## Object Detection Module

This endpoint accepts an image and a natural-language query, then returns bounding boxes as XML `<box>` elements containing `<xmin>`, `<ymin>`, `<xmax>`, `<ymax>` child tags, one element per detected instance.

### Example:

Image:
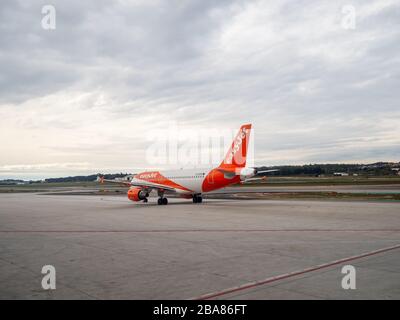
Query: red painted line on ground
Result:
<box><xmin>0</xmin><ymin>228</ymin><xmax>399</xmax><ymax>233</ymax></box>
<box><xmin>191</xmin><ymin>243</ymin><xmax>400</xmax><ymax>300</ymax></box>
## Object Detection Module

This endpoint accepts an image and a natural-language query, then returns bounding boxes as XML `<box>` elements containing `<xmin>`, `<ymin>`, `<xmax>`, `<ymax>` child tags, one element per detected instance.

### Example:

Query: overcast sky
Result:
<box><xmin>1</xmin><ymin>0</ymin><xmax>399</xmax><ymax>179</ymax></box>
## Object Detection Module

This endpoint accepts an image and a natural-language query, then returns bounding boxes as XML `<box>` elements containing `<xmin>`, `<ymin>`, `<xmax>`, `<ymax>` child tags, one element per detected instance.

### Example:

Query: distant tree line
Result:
<box><xmin>258</xmin><ymin>162</ymin><xmax>400</xmax><ymax>176</ymax></box>
<box><xmin>0</xmin><ymin>179</ymin><xmax>25</xmax><ymax>185</ymax></box>
<box><xmin>44</xmin><ymin>173</ymin><xmax>130</xmax><ymax>183</ymax></box>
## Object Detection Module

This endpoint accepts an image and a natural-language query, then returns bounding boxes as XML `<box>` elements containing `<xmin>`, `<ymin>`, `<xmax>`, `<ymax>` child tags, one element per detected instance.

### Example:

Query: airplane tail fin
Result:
<box><xmin>219</xmin><ymin>124</ymin><xmax>252</xmax><ymax>169</ymax></box>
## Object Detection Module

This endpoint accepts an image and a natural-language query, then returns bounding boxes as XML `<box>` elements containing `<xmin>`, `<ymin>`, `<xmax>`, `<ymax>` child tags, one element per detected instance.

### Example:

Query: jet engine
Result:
<box><xmin>127</xmin><ymin>187</ymin><xmax>149</xmax><ymax>202</ymax></box>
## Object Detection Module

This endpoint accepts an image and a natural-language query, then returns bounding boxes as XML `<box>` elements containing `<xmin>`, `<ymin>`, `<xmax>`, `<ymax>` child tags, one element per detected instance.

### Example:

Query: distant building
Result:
<box><xmin>391</xmin><ymin>168</ymin><xmax>400</xmax><ymax>175</ymax></box>
<box><xmin>333</xmin><ymin>172</ymin><xmax>349</xmax><ymax>176</ymax></box>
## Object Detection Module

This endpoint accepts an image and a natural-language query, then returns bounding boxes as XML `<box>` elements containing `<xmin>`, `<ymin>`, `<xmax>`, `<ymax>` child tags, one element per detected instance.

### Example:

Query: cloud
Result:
<box><xmin>0</xmin><ymin>162</ymin><xmax>91</xmax><ymax>172</ymax></box>
<box><xmin>0</xmin><ymin>0</ymin><xmax>399</xmax><ymax>178</ymax></box>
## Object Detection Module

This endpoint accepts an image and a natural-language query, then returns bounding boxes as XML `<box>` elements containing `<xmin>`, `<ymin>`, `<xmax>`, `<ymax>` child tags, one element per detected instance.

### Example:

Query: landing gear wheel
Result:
<box><xmin>157</xmin><ymin>198</ymin><xmax>162</xmax><ymax>205</ymax></box>
<box><xmin>193</xmin><ymin>195</ymin><xmax>202</xmax><ymax>203</ymax></box>
<box><xmin>162</xmin><ymin>198</ymin><xmax>168</xmax><ymax>205</ymax></box>
<box><xmin>143</xmin><ymin>198</ymin><xmax>148</xmax><ymax>203</ymax></box>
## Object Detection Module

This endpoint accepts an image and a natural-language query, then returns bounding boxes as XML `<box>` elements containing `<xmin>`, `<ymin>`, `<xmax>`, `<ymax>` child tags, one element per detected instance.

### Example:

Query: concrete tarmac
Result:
<box><xmin>218</xmin><ymin>184</ymin><xmax>400</xmax><ymax>194</ymax></box>
<box><xmin>0</xmin><ymin>193</ymin><xmax>399</xmax><ymax>299</ymax></box>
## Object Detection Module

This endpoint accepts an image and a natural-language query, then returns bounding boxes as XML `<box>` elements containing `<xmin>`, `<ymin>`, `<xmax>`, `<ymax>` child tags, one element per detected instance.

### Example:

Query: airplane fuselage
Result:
<box><xmin>129</xmin><ymin>167</ymin><xmax>244</xmax><ymax>195</ymax></box>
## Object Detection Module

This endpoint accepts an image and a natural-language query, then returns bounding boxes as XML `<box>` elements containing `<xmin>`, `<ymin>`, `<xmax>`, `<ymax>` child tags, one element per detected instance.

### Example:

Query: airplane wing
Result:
<box><xmin>128</xmin><ymin>180</ymin><xmax>177</xmax><ymax>192</ymax></box>
<box><xmin>216</xmin><ymin>168</ymin><xmax>279</xmax><ymax>178</ymax></box>
<box><xmin>241</xmin><ymin>176</ymin><xmax>268</xmax><ymax>183</ymax></box>
<box><xmin>255</xmin><ymin>169</ymin><xmax>279</xmax><ymax>174</ymax></box>
<box><xmin>96</xmin><ymin>176</ymin><xmax>177</xmax><ymax>192</ymax></box>
<box><xmin>96</xmin><ymin>176</ymin><xmax>132</xmax><ymax>186</ymax></box>
<box><xmin>240</xmin><ymin>169</ymin><xmax>279</xmax><ymax>183</ymax></box>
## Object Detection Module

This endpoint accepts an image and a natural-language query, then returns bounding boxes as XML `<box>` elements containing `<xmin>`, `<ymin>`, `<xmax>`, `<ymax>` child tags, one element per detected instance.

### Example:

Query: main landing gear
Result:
<box><xmin>157</xmin><ymin>190</ymin><xmax>168</xmax><ymax>205</ymax></box>
<box><xmin>157</xmin><ymin>197</ymin><xmax>168</xmax><ymax>205</ymax></box>
<box><xmin>193</xmin><ymin>194</ymin><xmax>203</xmax><ymax>203</ymax></box>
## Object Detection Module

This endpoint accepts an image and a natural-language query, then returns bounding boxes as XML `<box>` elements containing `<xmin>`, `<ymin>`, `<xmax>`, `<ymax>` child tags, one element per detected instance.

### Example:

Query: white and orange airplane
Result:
<box><xmin>97</xmin><ymin>124</ymin><xmax>276</xmax><ymax>205</ymax></box>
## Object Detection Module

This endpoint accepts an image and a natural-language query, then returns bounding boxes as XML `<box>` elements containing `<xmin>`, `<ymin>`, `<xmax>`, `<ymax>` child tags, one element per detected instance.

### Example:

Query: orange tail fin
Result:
<box><xmin>219</xmin><ymin>124</ymin><xmax>252</xmax><ymax>169</ymax></box>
